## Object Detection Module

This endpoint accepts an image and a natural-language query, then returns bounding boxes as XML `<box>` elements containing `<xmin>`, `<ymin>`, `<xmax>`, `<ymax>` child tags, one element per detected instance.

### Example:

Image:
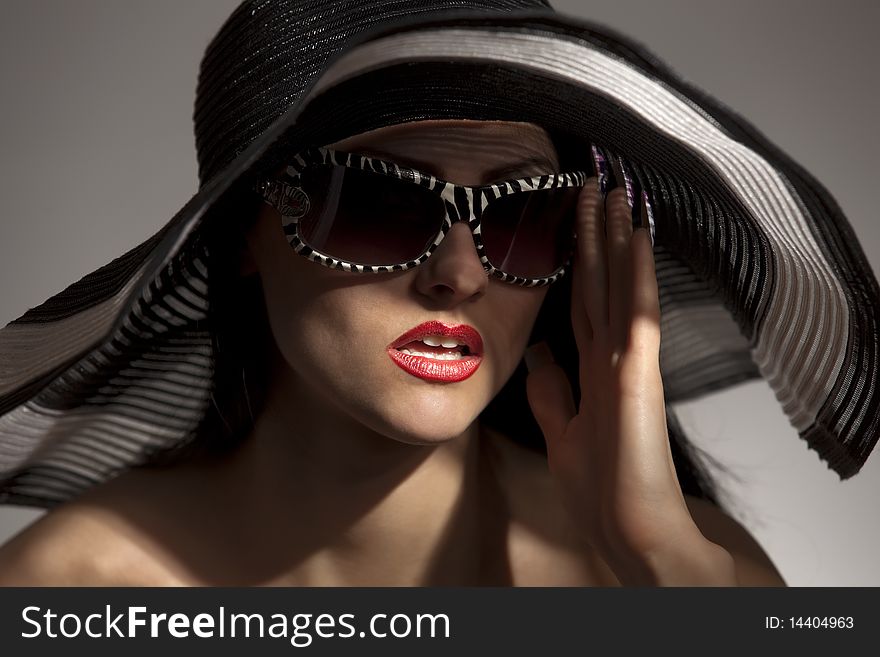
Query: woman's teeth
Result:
<box><xmin>397</xmin><ymin>348</ymin><xmax>466</xmax><ymax>360</ymax></box>
<box><xmin>420</xmin><ymin>335</ymin><xmax>464</xmax><ymax>349</ymax></box>
<box><xmin>396</xmin><ymin>335</ymin><xmax>470</xmax><ymax>360</ymax></box>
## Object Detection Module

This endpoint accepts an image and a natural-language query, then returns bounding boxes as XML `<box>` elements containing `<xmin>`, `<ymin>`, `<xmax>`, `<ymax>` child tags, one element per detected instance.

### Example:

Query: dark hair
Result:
<box><xmin>180</xmin><ymin>130</ymin><xmax>735</xmax><ymax>517</ymax></box>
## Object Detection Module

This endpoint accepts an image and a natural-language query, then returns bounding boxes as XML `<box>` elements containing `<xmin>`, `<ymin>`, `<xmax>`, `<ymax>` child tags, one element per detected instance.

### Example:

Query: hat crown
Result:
<box><xmin>193</xmin><ymin>0</ymin><xmax>554</xmax><ymax>186</ymax></box>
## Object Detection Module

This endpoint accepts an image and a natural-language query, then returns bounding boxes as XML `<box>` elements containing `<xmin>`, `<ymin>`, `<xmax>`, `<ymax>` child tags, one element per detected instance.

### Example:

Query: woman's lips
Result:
<box><xmin>387</xmin><ymin>320</ymin><xmax>483</xmax><ymax>382</ymax></box>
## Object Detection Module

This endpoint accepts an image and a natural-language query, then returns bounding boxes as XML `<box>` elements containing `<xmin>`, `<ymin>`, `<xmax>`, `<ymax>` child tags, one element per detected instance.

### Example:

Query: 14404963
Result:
<box><xmin>764</xmin><ymin>616</ymin><xmax>854</xmax><ymax>629</ymax></box>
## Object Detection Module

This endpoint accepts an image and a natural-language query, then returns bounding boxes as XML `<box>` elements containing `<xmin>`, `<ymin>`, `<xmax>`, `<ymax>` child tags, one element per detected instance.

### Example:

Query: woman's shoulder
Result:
<box><xmin>480</xmin><ymin>426</ymin><xmax>621</xmax><ymax>585</ymax></box>
<box><xmin>680</xmin><ymin>493</ymin><xmax>787</xmax><ymax>586</ymax></box>
<box><xmin>482</xmin><ymin>426</ymin><xmax>786</xmax><ymax>586</ymax></box>
<box><xmin>0</xmin><ymin>473</ymin><xmax>186</xmax><ymax>586</ymax></box>
<box><xmin>0</xmin><ymin>430</ymin><xmax>787</xmax><ymax>587</ymax></box>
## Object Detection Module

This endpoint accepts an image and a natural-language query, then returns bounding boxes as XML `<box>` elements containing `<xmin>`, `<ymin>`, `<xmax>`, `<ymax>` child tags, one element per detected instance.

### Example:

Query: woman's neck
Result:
<box><xmin>210</xmin><ymin>364</ymin><xmax>499</xmax><ymax>585</ymax></box>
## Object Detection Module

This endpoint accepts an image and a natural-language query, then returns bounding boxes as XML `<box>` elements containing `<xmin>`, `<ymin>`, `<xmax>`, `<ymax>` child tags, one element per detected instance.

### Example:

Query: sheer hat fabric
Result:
<box><xmin>1</xmin><ymin>0</ymin><xmax>878</xmax><ymax>508</ymax></box>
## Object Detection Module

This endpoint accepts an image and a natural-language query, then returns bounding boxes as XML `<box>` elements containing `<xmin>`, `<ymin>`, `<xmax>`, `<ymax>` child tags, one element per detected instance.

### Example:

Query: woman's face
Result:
<box><xmin>245</xmin><ymin>119</ymin><xmax>560</xmax><ymax>444</ymax></box>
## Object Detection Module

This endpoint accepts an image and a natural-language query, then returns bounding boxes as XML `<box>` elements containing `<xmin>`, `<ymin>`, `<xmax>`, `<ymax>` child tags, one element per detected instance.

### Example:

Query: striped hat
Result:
<box><xmin>1</xmin><ymin>0</ymin><xmax>878</xmax><ymax>508</ymax></box>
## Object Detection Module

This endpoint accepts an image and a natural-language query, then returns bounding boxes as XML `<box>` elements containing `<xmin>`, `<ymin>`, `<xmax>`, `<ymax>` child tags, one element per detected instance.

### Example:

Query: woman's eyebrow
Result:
<box><xmin>352</xmin><ymin>148</ymin><xmax>557</xmax><ymax>183</ymax></box>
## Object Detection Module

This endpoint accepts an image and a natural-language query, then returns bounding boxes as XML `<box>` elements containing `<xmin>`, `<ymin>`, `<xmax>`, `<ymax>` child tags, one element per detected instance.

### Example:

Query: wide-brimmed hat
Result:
<box><xmin>1</xmin><ymin>0</ymin><xmax>878</xmax><ymax>508</ymax></box>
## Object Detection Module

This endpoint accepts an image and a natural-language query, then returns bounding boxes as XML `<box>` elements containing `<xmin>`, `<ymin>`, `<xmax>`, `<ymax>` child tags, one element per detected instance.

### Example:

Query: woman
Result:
<box><xmin>0</xmin><ymin>0</ymin><xmax>875</xmax><ymax>585</ymax></box>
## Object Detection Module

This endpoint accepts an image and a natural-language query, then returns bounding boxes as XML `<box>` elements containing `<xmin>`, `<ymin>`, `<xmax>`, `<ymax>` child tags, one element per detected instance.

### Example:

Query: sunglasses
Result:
<box><xmin>254</xmin><ymin>146</ymin><xmax>588</xmax><ymax>286</ymax></box>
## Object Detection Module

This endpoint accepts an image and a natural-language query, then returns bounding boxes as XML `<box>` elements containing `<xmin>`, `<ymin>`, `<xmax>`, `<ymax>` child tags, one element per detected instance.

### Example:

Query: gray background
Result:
<box><xmin>1</xmin><ymin>0</ymin><xmax>878</xmax><ymax>586</ymax></box>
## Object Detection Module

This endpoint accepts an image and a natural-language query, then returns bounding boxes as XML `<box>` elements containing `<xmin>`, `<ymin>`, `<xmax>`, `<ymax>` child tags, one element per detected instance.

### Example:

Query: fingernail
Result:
<box><xmin>590</xmin><ymin>144</ymin><xmax>609</xmax><ymax>196</ymax></box>
<box><xmin>524</xmin><ymin>341</ymin><xmax>554</xmax><ymax>373</ymax></box>
<box><xmin>609</xmin><ymin>156</ymin><xmax>635</xmax><ymax>210</ymax></box>
<box><xmin>629</xmin><ymin>170</ymin><xmax>644</xmax><ymax>230</ymax></box>
<box><xmin>641</xmin><ymin>190</ymin><xmax>656</xmax><ymax>247</ymax></box>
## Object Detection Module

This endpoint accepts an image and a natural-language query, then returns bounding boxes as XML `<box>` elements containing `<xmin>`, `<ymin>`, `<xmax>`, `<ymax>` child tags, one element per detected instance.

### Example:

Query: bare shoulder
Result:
<box><xmin>482</xmin><ymin>426</ymin><xmax>787</xmax><ymax>587</ymax></box>
<box><xmin>0</xmin><ymin>475</ymin><xmax>184</xmax><ymax>586</ymax></box>
<box><xmin>481</xmin><ymin>427</ymin><xmax>620</xmax><ymax>586</ymax></box>
<box><xmin>683</xmin><ymin>494</ymin><xmax>787</xmax><ymax>586</ymax></box>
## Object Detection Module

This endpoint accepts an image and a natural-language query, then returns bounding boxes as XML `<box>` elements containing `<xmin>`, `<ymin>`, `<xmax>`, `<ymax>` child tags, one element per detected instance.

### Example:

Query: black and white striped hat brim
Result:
<box><xmin>1</xmin><ymin>0</ymin><xmax>877</xmax><ymax>507</ymax></box>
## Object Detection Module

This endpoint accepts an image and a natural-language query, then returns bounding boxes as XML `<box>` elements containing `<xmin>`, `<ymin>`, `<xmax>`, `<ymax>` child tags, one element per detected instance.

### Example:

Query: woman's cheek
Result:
<box><xmin>490</xmin><ymin>288</ymin><xmax>547</xmax><ymax>377</ymax></box>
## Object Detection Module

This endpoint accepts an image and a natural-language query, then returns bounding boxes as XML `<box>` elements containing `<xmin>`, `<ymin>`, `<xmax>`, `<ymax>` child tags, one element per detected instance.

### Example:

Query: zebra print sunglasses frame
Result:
<box><xmin>255</xmin><ymin>146</ymin><xmax>588</xmax><ymax>287</ymax></box>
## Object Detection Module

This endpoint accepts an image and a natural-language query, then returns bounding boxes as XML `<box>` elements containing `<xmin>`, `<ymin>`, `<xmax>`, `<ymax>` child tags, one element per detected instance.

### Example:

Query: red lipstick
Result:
<box><xmin>387</xmin><ymin>320</ymin><xmax>483</xmax><ymax>382</ymax></box>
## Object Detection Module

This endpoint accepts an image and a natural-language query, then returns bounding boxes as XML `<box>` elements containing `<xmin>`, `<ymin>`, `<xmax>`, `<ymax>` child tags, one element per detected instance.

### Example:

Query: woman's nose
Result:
<box><xmin>413</xmin><ymin>222</ymin><xmax>488</xmax><ymax>303</ymax></box>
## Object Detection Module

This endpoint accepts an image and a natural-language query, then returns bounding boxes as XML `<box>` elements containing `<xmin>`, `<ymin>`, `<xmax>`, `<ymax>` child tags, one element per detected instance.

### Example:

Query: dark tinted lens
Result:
<box><xmin>296</xmin><ymin>164</ymin><xmax>445</xmax><ymax>266</ymax></box>
<box><xmin>481</xmin><ymin>185</ymin><xmax>579</xmax><ymax>279</ymax></box>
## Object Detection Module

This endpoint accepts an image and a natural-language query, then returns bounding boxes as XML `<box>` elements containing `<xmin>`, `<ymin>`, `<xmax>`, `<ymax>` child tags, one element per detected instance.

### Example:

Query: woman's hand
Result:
<box><xmin>525</xmin><ymin>177</ymin><xmax>738</xmax><ymax>586</ymax></box>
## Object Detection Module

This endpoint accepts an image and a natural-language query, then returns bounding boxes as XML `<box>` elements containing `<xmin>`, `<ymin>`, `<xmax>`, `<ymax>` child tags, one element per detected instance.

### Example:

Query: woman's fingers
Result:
<box><xmin>620</xmin><ymin>212</ymin><xmax>662</xmax><ymax>397</ymax></box>
<box><xmin>605</xmin><ymin>187</ymin><xmax>633</xmax><ymax>354</ymax></box>
<box><xmin>570</xmin><ymin>251</ymin><xmax>592</xmax><ymax>343</ymax></box>
<box><xmin>629</xmin><ymin>224</ymin><xmax>661</xmax><ymax>350</ymax></box>
<box><xmin>575</xmin><ymin>177</ymin><xmax>608</xmax><ymax>337</ymax></box>
<box><xmin>625</xmin><ymin>224</ymin><xmax>681</xmax><ymax>494</ymax></box>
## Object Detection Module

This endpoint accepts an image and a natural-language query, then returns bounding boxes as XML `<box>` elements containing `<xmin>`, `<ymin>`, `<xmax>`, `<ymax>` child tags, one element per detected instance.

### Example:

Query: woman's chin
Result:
<box><xmin>383</xmin><ymin>427</ymin><xmax>470</xmax><ymax>446</ymax></box>
<box><xmin>365</xmin><ymin>394</ymin><xmax>484</xmax><ymax>446</ymax></box>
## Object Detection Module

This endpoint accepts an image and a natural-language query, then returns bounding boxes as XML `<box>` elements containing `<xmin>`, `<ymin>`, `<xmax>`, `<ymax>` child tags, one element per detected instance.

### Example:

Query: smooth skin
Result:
<box><xmin>0</xmin><ymin>120</ymin><xmax>786</xmax><ymax>586</ymax></box>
